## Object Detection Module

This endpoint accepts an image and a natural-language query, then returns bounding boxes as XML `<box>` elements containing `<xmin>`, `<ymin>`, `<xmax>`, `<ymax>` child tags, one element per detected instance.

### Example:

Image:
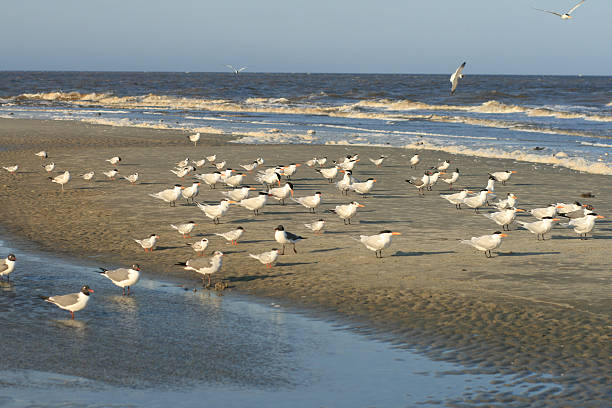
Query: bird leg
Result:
<box><xmin>122</xmin><ymin>287</ymin><xmax>126</xmax><ymax>296</ymax></box>
<box><xmin>70</xmin><ymin>311</ymin><xmax>75</xmax><ymax>320</ymax></box>
<box><xmin>280</xmin><ymin>245</ymin><xmax>286</xmax><ymax>255</ymax></box>
<box><xmin>293</xmin><ymin>243</ymin><xmax>297</xmax><ymax>254</ymax></box>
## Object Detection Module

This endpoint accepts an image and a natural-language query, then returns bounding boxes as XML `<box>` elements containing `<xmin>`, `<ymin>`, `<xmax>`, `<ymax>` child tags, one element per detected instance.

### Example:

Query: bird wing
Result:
<box><xmin>0</xmin><ymin>262</ymin><xmax>8</xmax><ymax>273</ymax></box>
<box><xmin>104</xmin><ymin>268</ymin><xmax>131</xmax><ymax>282</ymax></box>
<box><xmin>238</xmin><ymin>67</ymin><xmax>247</xmax><ymax>72</ymax></box>
<box><xmin>567</xmin><ymin>0</ymin><xmax>585</xmax><ymax>15</ymax></box>
<box><xmin>285</xmin><ymin>231</ymin><xmax>303</xmax><ymax>241</ymax></box>
<box><xmin>533</xmin><ymin>8</ymin><xmax>563</xmax><ymax>17</ymax></box>
<box><xmin>48</xmin><ymin>293</ymin><xmax>80</xmax><ymax>307</ymax></box>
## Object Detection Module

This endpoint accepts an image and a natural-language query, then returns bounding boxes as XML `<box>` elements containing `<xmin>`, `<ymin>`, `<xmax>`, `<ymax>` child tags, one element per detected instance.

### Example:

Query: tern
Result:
<box><xmin>559</xmin><ymin>204</ymin><xmax>594</xmax><ymax>219</ymax></box>
<box><xmin>563</xmin><ymin>213</ymin><xmax>604</xmax><ymax>239</ymax></box>
<box><xmin>97</xmin><ymin>264</ymin><xmax>140</xmax><ymax>295</ymax></box>
<box><xmin>305</xmin><ymin>158</ymin><xmax>318</xmax><ymax>167</ymax></box>
<box><xmin>533</xmin><ymin>0</ymin><xmax>585</xmax><ymax>19</ymax></box>
<box><xmin>40</xmin><ymin>285</ymin><xmax>94</xmax><ymax>319</ymax></box>
<box><xmin>556</xmin><ymin>201</ymin><xmax>588</xmax><ymax>216</ymax></box>
<box><xmin>192</xmin><ymin>159</ymin><xmax>206</xmax><ymax>168</ymax></box>
<box><xmin>304</xmin><ymin>219</ymin><xmax>326</xmax><ymax>234</ymax></box>
<box><xmin>176</xmin><ymin>157</ymin><xmax>190</xmax><ymax>168</ymax></box>
<box><xmin>81</xmin><ymin>171</ymin><xmax>95</xmax><ymax>181</ymax></box>
<box><xmin>282</xmin><ymin>163</ymin><xmax>301</xmax><ymax>179</ymax></box>
<box><xmin>516</xmin><ymin>216</ymin><xmax>560</xmax><ymax>240</ymax></box>
<box><xmin>49</xmin><ymin>170</ymin><xmax>70</xmax><ymax>191</ymax></box>
<box><xmin>103</xmin><ymin>169</ymin><xmax>119</xmax><ymax>180</ymax></box>
<box><xmin>224</xmin><ymin>173</ymin><xmax>247</xmax><ymax>188</ymax></box>
<box><xmin>409</xmin><ymin>154</ymin><xmax>420</xmax><ymax>168</ymax></box>
<box><xmin>0</xmin><ymin>254</ymin><xmax>16</xmax><ymax>282</ymax></box>
<box><xmin>256</xmin><ymin>171</ymin><xmax>281</xmax><ymax>187</ymax></box>
<box><xmin>43</xmin><ymin>162</ymin><xmax>55</xmax><ymax>173</ymax></box>
<box><xmin>274</xmin><ymin>225</ymin><xmax>305</xmax><ymax>254</ymax></box>
<box><xmin>292</xmin><ymin>192</ymin><xmax>322</xmax><ymax>213</ymax></box>
<box><xmin>369</xmin><ymin>156</ymin><xmax>388</xmax><ymax>167</ymax></box>
<box><xmin>489</xmin><ymin>170</ymin><xmax>516</xmax><ymax>185</ymax></box>
<box><xmin>441</xmin><ymin>189</ymin><xmax>472</xmax><ymax>209</ymax></box>
<box><xmin>106</xmin><ymin>156</ymin><xmax>121</xmax><ymax>165</ymax></box>
<box><xmin>360</xmin><ymin>230</ymin><xmax>401</xmax><ymax>258</ymax></box>
<box><xmin>177</xmin><ymin>251</ymin><xmax>223</xmax><ymax>286</ymax></box>
<box><xmin>188</xmin><ymin>132</ymin><xmax>200</xmax><ymax>147</ymax></box>
<box><xmin>3</xmin><ymin>165</ymin><xmax>18</xmax><ymax>174</ymax></box>
<box><xmin>463</xmin><ymin>189</ymin><xmax>492</xmax><ymax>213</ymax></box>
<box><xmin>450</xmin><ymin>62</ymin><xmax>466</xmax><ymax>95</ymax></box>
<box><xmin>187</xmin><ymin>238</ymin><xmax>209</xmax><ymax>256</ymax></box>
<box><xmin>181</xmin><ymin>182</ymin><xmax>201</xmax><ymax>204</ymax></box>
<box><xmin>406</xmin><ymin>171</ymin><xmax>430</xmax><ymax>195</ymax></box>
<box><xmin>134</xmin><ymin>234</ymin><xmax>159</xmax><ymax>252</ymax></box>
<box><xmin>530</xmin><ymin>204</ymin><xmax>558</xmax><ymax>220</ymax></box>
<box><xmin>437</xmin><ymin>160</ymin><xmax>451</xmax><ymax>171</ymax></box>
<box><xmin>337</xmin><ymin>159</ymin><xmax>359</xmax><ymax>171</ymax></box>
<box><xmin>215</xmin><ymin>226</ymin><xmax>244</xmax><ymax>245</ymax></box>
<box><xmin>442</xmin><ymin>168</ymin><xmax>460</xmax><ymax>189</ymax></box>
<box><xmin>483</xmin><ymin>208</ymin><xmax>526</xmax><ymax>231</ymax></box>
<box><xmin>239</xmin><ymin>192</ymin><xmax>269</xmax><ymax>215</ymax></box>
<box><xmin>316</xmin><ymin>157</ymin><xmax>328</xmax><ymax>167</ymax></box>
<box><xmin>171</xmin><ymin>221</ymin><xmax>197</xmax><ymax>238</ymax></box>
<box><xmin>337</xmin><ymin>170</ymin><xmax>355</xmax><ymax>195</ymax></box>
<box><xmin>495</xmin><ymin>193</ymin><xmax>517</xmax><ymax>210</ymax></box>
<box><xmin>171</xmin><ymin>166</ymin><xmax>195</xmax><ymax>179</ymax></box>
<box><xmin>349</xmin><ymin>178</ymin><xmax>376</xmax><ymax>197</ymax></box>
<box><xmin>461</xmin><ymin>231</ymin><xmax>507</xmax><ymax>258</ymax></box>
<box><xmin>149</xmin><ymin>184</ymin><xmax>184</xmax><ymax>206</ymax></box>
<box><xmin>206</xmin><ymin>154</ymin><xmax>217</xmax><ymax>163</ymax></box>
<box><xmin>196</xmin><ymin>199</ymin><xmax>233</xmax><ymax>224</ymax></box>
<box><xmin>249</xmin><ymin>249</ymin><xmax>280</xmax><ymax>268</ymax></box>
<box><xmin>268</xmin><ymin>182</ymin><xmax>294</xmax><ymax>205</ymax></box>
<box><xmin>35</xmin><ymin>151</ymin><xmax>48</xmax><ymax>159</ymax></box>
<box><xmin>222</xmin><ymin>186</ymin><xmax>255</xmax><ymax>201</ymax></box>
<box><xmin>226</xmin><ymin>65</ymin><xmax>247</xmax><ymax>75</ymax></box>
<box><xmin>329</xmin><ymin>201</ymin><xmax>364</xmax><ymax>225</ymax></box>
<box><xmin>195</xmin><ymin>171</ymin><xmax>222</xmax><ymax>189</ymax></box>
<box><xmin>122</xmin><ymin>172</ymin><xmax>139</xmax><ymax>184</ymax></box>
<box><xmin>240</xmin><ymin>161</ymin><xmax>259</xmax><ymax>172</ymax></box>
<box><xmin>214</xmin><ymin>160</ymin><xmax>227</xmax><ymax>170</ymax></box>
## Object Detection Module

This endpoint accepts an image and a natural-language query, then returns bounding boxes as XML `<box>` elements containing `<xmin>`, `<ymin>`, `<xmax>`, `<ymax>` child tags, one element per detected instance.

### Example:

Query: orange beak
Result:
<box><xmin>500</xmin><ymin>233</ymin><xmax>508</xmax><ymax>237</ymax></box>
<box><xmin>515</xmin><ymin>209</ymin><xmax>526</xmax><ymax>212</ymax></box>
<box><xmin>391</xmin><ymin>232</ymin><xmax>401</xmax><ymax>235</ymax></box>
<box><xmin>552</xmin><ymin>218</ymin><xmax>561</xmax><ymax>221</ymax></box>
<box><xmin>597</xmin><ymin>215</ymin><xmax>605</xmax><ymax>219</ymax></box>
<box><xmin>290</xmin><ymin>190</ymin><xmax>294</xmax><ymax>197</ymax></box>
<box><xmin>511</xmin><ymin>171</ymin><xmax>517</xmax><ymax>174</ymax></box>
<box><xmin>249</xmin><ymin>187</ymin><xmax>256</xmax><ymax>190</ymax></box>
<box><xmin>357</xmin><ymin>204</ymin><xmax>365</xmax><ymax>207</ymax></box>
<box><xmin>88</xmin><ymin>289</ymin><xmax>95</xmax><ymax>293</ymax></box>
<box><xmin>373</xmin><ymin>179</ymin><xmax>377</xmax><ymax>182</ymax></box>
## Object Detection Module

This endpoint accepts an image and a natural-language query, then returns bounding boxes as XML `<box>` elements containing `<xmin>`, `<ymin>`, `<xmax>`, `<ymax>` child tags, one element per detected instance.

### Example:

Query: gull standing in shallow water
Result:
<box><xmin>40</xmin><ymin>285</ymin><xmax>94</xmax><ymax>319</ymax></box>
<box><xmin>176</xmin><ymin>251</ymin><xmax>223</xmax><ymax>286</ymax></box>
<box><xmin>359</xmin><ymin>230</ymin><xmax>401</xmax><ymax>258</ymax></box>
<box><xmin>533</xmin><ymin>0</ymin><xmax>585</xmax><ymax>19</ymax></box>
<box><xmin>461</xmin><ymin>231</ymin><xmax>507</xmax><ymax>258</ymax></box>
<box><xmin>0</xmin><ymin>254</ymin><xmax>17</xmax><ymax>281</ymax></box>
<box><xmin>249</xmin><ymin>249</ymin><xmax>280</xmax><ymax>268</ymax></box>
<box><xmin>450</xmin><ymin>62</ymin><xmax>466</xmax><ymax>95</ymax></box>
<box><xmin>97</xmin><ymin>264</ymin><xmax>141</xmax><ymax>295</ymax></box>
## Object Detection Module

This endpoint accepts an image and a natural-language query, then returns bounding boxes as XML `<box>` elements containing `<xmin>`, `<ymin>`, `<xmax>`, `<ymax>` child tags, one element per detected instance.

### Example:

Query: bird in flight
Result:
<box><xmin>225</xmin><ymin>65</ymin><xmax>247</xmax><ymax>75</ymax></box>
<box><xmin>450</xmin><ymin>62</ymin><xmax>466</xmax><ymax>95</ymax></box>
<box><xmin>533</xmin><ymin>0</ymin><xmax>586</xmax><ymax>19</ymax></box>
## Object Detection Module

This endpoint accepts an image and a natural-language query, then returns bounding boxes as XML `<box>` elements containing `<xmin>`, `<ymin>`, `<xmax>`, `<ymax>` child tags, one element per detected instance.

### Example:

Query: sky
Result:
<box><xmin>1</xmin><ymin>0</ymin><xmax>610</xmax><ymax>75</ymax></box>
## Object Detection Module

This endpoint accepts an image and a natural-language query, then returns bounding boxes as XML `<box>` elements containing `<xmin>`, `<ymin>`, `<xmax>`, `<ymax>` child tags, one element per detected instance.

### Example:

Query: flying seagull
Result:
<box><xmin>450</xmin><ymin>62</ymin><xmax>466</xmax><ymax>95</ymax></box>
<box><xmin>225</xmin><ymin>65</ymin><xmax>247</xmax><ymax>75</ymax></box>
<box><xmin>533</xmin><ymin>0</ymin><xmax>585</xmax><ymax>19</ymax></box>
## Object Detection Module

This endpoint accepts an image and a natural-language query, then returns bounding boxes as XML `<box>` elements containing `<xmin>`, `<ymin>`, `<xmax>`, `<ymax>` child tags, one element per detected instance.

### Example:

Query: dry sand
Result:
<box><xmin>1</xmin><ymin>118</ymin><xmax>611</xmax><ymax>405</ymax></box>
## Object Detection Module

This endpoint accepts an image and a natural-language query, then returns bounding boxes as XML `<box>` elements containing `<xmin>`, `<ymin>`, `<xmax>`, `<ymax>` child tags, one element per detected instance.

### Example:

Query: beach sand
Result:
<box><xmin>1</xmin><ymin>118</ymin><xmax>611</xmax><ymax>405</ymax></box>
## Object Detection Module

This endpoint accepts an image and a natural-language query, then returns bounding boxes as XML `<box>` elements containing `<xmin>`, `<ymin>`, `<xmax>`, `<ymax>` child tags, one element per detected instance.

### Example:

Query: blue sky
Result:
<box><xmin>1</xmin><ymin>0</ymin><xmax>609</xmax><ymax>74</ymax></box>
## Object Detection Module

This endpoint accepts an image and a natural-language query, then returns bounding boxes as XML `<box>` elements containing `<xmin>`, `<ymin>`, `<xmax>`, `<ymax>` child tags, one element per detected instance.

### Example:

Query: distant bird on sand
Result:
<box><xmin>359</xmin><ymin>230</ymin><xmax>401</xmax><ymax>258</ymax></box>
<box><xmin>533</xmin><ymin>0</ymin><xmax>585</xmax><ymax>19</ymax></box>
<box><xmin>49</xmin><ymin>170</ymin><xmax>70</xmax><ymax>191</ymax></box>
<box><xmin>106</xmin><ymin>156</ymin><xmax>121</xmax><ymax>165</ymax></box>
<box><xmin>461</xmin><ymin>231</ymin><xmax>507</xmax><ymax>258</ymax></box>
<box><xmin>43</xmin><ymin>162</ymin><xmax>55</xmax><ymax>173</ymax></box>
<box><xmin>450</xmin><ymin>62</ymin><xmax>466</xmax><ymax>95</ymax></box>
<box><xmin>35</xmin><ymin>151</ymin><xmax>48</xmax><ymax>159</ymax></box>
<box><xmin>188</xmin><ymin>132</ymin><xmax>200</xmax><ymax>147</ymax></box>
<box><xmin>3</xmin><ymin>165</ymin><xmax>18</xmax><ymax>174</ymax></box>
<box><xmin>225</xmin><ymin>65</ymin><xmax>247</xmax><ymax>75</ymax></box>
<box><xmin>249</xmin><ymin>249</ymin><xmax>280</xmax><ymax>268</ymax></box>
<box><xmin>134</xmin><ymin>234</ymin><xmax>159</xmax><ymax>252</ymax></box>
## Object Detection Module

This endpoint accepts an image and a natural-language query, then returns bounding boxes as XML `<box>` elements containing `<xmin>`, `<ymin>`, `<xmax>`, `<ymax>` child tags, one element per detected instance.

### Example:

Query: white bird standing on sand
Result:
<box><xmin>239</xmin><ymin>192</ymin><xmax>269</xmax><ymax>215</ymax></box>
<box><xmin>437</xmin><ymin>160</ymin><xmax>451</xmax><ymax>171</ymax></box>
<box><xmin>103</xmin><ymin>169</ymin><xmax>119</xmax><ymax>180</ymax></box>
<box><xmin>489</xmin><ymin>170</ymin><xmax>516</xmax><ymax>185</ymax></box>
<box><xmin>195</xmin><ymin>171</ymin><xmax>222</xmax><ymax>189</ymax></box>
<box><xmin>292</xmin><ymin>192</ymin><xmax>322</xmax><ymax>213</ymax></box>
<box><xmin>533</xmin><ymin>0</ymin><xmax>585</xmax><ymax>19</ymax></box>
<box><xmin>274</xmin><ymin>225</ymin><xmax>305</xmax><ymax>255</ymax></box>
<box><xmin>188</xmin><ymin>132</ymin><xmax>200</xmax><ymax>147</ymax></box>
<box><xmin>256</xmin><ymin>171</ymin><xmax>281</xmax><ymax>187</ymax></box>
<box><xmin>359</xmin><ymin>230</ymin><xmax>401</xmax><ymax>258</ymax></box>
<box><xmin>182</xmin><ymin>182</ymin><xmax>201</xmax><ymax>204</ymax></box>
<box><xmin>226</xmin><ymin>65</ymin><xmax>247</xmax><ymax>74</ymax></box>
<box><xmin>495</xmin><ymin>193</ymin><xmax>517</xmax><ymax>210</ymax></box>
<box><xmin>268</xmin><ymin>182</ymin><xmax>294</xmax><ymax>205</ymax></box>
<box><xmin>43</xmin><ymin>162</ymin><xmax>55</xmax><ymax>173</ymax></box>
<box><xmin>0</xmin><ymin>254</ymin><xmax>17</xmax><ymax>282</ymax></box>
<box><xmin>134</xmin><ymin>234</ymin><xmax>159</xmax><ymax>252</ymax></box>
<box><xmin>224</xmin><ymin>173</ymin><xmax>247</xmax><ymax>188</ymax></box>
<box><xmin>463</xmin><ymin>189</ymin><xmax>492</xmax><ymax>213</ymax></box>
<box><xmin>106</xmin><ymin>156</ymin><xmax>121</xmax><ymax>165</ymax></box>
<box><xmin>337</xmin><ymin>159</ymin><xmax>359</xmax><ymax>171</ymax></box>
<box><xmin>461</xmin><ymin>231</ymin><xmax>507</xmax><ymax>258</ymax></box>
<box><xmin>122</xmin><ymin>172</ymin><xmax>139</xmax><ymax>184</ymax></box>
<box><xmin>2</xmin><ymin>165</ymin><xmax>18</xmax><ymax>174</ymax></box>
<box><xmin>176</xmin><ymin>157</ymin><xmax>190</xmax><ymax>168</ymax></box>
<box><xmin>483</xmin><ymin>208</ymin><xmax>525</xmax><ymax>231</ymax></box>
<box><xmin>409</xmin><ymin>154</ymin><xmax>420</xmax><ymax>168</ymax></box>
<box><xmin>406</xmin><ymin>171</ymin><xmax>430</xmax><ymax>195</ymax></box>
<box><xmin>149</xmin><ymin>184</ymin><xmax>184</xmax><ymax>207</ymax></box>
<box><xmin>316</xmin><ymin>157</ymin><xmax>328</xmax><ymax>167</ymax></box>
<box><xmin>530</xmin><ymin>204</ymin><xmax>558</xmax><ymax>220</ymax></box>
<box><xmin>329</xmin><ymin>201</ymin><xmax>364</xmax><ymax>225</ymax></box>
<box><xmin>177</xmin><ymin>251</ymin><xmax>224</xmax><ymax>286</ymax></box>
<box><xmin>305</xmin><ymin>158</ymin><xmax>318</xmax><ymax>167</ymax></box>
<box><xmin>81</xmin><ymin>171</ymin><xmax>95</xmax><ymax>181</ymax></box>
<box><xmin>564</xmin><ymin>213</ymin><xmax>604</xmax><ymax>239</ymax></box>
<box><xmin>192</xmin><ymin>159</ymin><xmax>206</xmax><ymax>168</ymax></box>
<box><xmin>304</xmin><ymin>219</ymin><xmax>326</xmax><ymax>234</ymax></box>
<box><xmin>282</xmin><ymin>163</ymin><xmax>301</xmax><ymax>179</ymax></box>
<box><xmin>556</xmin><ymin>201</ymin><xmax>588</xmax><ymax>216</ymax></box>
<box><xmin>35</xmin><ymin>151</ymin><xmax>48</xmax><ymax>159</ymax></box>
<box><xmin>516</xmin><ymin>217</ymin><xmax>560</xmax><ymax>240</ymax></box>
<box><xmin>450</xmin><ymin>62</ymin><xmax>466</xmax><ymax>95</ymax></box>
<box><xmin>171</xmin><ymin>221</ymin><xmax>197</xmax><ymax>238</ymax></box>
<box><xmin>426</xmin><ymin>170</ymin><xmax>445</xmax><ymax>190</ymax></box>
<box><xmin>337</xmin><ymin>170</ymin><xmax>355</xmax><ymax>195</ymax></box>
<box><xmin>442</xmin><ymin>168</ymin><xmax>460</xmax><ymax>189</ymax></box>
<box><xmin>187</xmin><ymin>238</ymin><xmax>209</xmax><ymax>256</ymax></box>
<box><xmin>222</xmin><ymin>186</ymin><xmax>255</xmax><ymax>201</ymax></box>
<box><xmin>369</xmin><ymin>156</ymin><xmax>388</xmax><ymax>167</ymax></box>
<box><xmin>349</xmin><ymin>178</ymin><xmax>377</xmax><ymax>196</ymax></box>
<box><xmin>249</xmin><ymin>249</ymin><xmax>280</xmax><ymax>268</ymax></box>
<box><xmin>97</xmin><ymin>264</ymin><xmax>140</xmax><ymax>296</ymax></box>
<box><xmin>215</xmin><ymin>226</ymin><xmax>245</xmax><ymax>245</ymax></box>
<box><xmin>49</xmin><ymin>170</ymin><xmax>70</xmax><ymax>191</ymax></box>
<box><xmin>441</xmin><ymin>189</ymin><xmax>472</xmax><ymax>209</ymax></box>
<box><xmin>171</xmin><ymin>166</ymin><xmax>195</xmax><ymax>179</ymax></box>
<box><xmin>196</xmin><ymin>199</ymin><xmax>233</xmax><ymax>224</ymax></box>
<box><xmin>214</xmin><ymin>160</ymin><xmax>227</xmax><ymax>170</ymax></box>
<box><xmin>206</xmin><ymin>154</ymin><xmax>217</xmax><ymax>163</ymax></box>
<box><xmin>40</xmin><ymin>285</ymin><xmax>94</xmax><ymax>320</ymax></box>
<box><xmin>240</xmin><ymin>161</ymin><xmax>259</xmax><ymax>172</ymax></box>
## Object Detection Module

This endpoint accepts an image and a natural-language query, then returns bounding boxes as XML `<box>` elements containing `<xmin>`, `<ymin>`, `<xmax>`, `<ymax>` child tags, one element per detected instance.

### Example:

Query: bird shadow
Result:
<box><xmin>153</xmin><ymin>245</ymin><xmax>184</xmax><ymax>251</ymax></box>
<box><xmin>309</xmin><ymin>247</ymin><xmax>342</xmax><ymax>253</ymax></box>
<box><xmin>138</xmin><ymin>182</ymin><xmax>167</xmax><ymax>186</ymax></box>
<box><xmin>552</xmin><ymin>235</ymin><xmax>612</xmax><ymax>240</ymax></box>
<box><xmin>276</xmin><ymin>261</ymin><xmax>315</xmax><ymax>267</ymax></box>
<box><xmin>393</xmin><ymin>250</ymin><xmax>456</xmax><ymax>257</ymax></box>
<box><xmin>225</xmin><ymin>272</ymin><xmax>295</xmax><ymax>282</ymax></box>
<box><xmin>497</xmin><ymin>251</ymin><xmax>561</xmax><ymax>257</ymax></box>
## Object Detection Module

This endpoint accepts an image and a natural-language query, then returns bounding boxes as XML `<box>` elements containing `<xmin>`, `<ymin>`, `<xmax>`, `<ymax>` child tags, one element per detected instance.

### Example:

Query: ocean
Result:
<box><xmin>1</xmin><ymin>71</ymin><xmax>611</xmax><ymax>174</ymax></box>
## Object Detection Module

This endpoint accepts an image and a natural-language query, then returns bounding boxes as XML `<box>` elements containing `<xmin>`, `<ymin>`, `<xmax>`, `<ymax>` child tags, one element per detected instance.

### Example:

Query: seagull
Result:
<box><xmin>192</xmin><ymin>158</ymin><xmax>206</xmax><ymax>168</ymax></box>
<box><xmin>2</xmin><ymin>165</ymin><xmax>18</xmax><ymax>174</ymax></box>
<box><xmin>149</xmin><ymin>184</ymin><xmax>184</xmax><ymax>206</ymax></box>
<box><xmin>181</xmin><ymin>182</ymin><xmax>201</xmax><ymax>204</ymax></box>
<box><xmin>35</xmin><ymin>151</ymin><xmax>48</xmax><ymax>159</ymax></box>
<box><xmin>122</xmin><ymin>172</ymin><xmax>139</xmax><ymax>184</ymax></box>
<box><xmin>274</xmin><ymin>225</ymin><xmax>305</xmax><ymax>254</ymax></box>
<box><xmin>134</xmin><ymin>234</ymin><xmax>159</xmax><ymax>252</ymax></box>
<box><xmin>239</xmin><ymin>192</ymin><xmax>269</xmax><ymax>215</ymax></box>
<box><xmin>196</xmin><ymin>199</ymin><xmax>233</xmax><ymax>224</ymax></box>
<box><xmin>97</xmin><ymin>264</ymin><xmax>140</xmax><ymax>295</ymax></box>
<box><xmin>495</xmin><ymin>193</ymin><xmax>517</xmax><ymax>210</ymax></box>
<box><xmin>489</xmin><ymin>170</ymin><xmax>516</xmax><ymax>185</ymax></box>
<box><xmin>463</xmin><ymin>189</ymin><xmax>492</xmax><ymax>213</ymax></box>
<box><xmin>533</xmin><ymin>0</ymin><xmax>586</xmax><ymax>19</ymax></box>
<box><xmin>187</xmin><ymin>238</ymin><xmax>209</xmax><ymax>256</ymax></box>
<box><xmin>369</xmin><ymin>156</ymin><xmax>388</xmax><ymax>167</ymax></box>
<box><xmin>304</xmin><ymin>219</ymin><xmax>326</xmax><ymax>234</ymax></box>
<box><xmin>249</xmin><ymin>249</ymin><xmax>280</xmax><ymax>268</ymax></box>
<box><xmin>292</xmin><ymin>192</ymin><xmax>322</xmax><ymax>213</ymax></box>
<box><xmin>483</xmin><ymin>208</ymin><xmax>526</xmax><ymax>231</ymax></box>
<box><xmin>437</xmin><ymin>160</ymin><xmax>451</xmax><ymax>171</ymax></box>
<box><xmin>349</xmin><ymin>178</ymin><xmax>376</xmax><ymax>197</ymax></box>
<box><xmin>426</xmin><ymin>170</ymin><xmax>445</xmax><ymax>191</ymax></box>
<box><xmin>516</xmin><ymin>216</ymin><xmax>560</xmax><ymax>240</ymax></box>
<box><xmin>226</xmin><ymin>65</ymin><xmax>247</xmax><ymax>75</ymax></box>
<box><xmin>409</xmin><ymin>154</ymin><xmax>420</xmax><ymax>168</ymax></box>
<box><xmin>188</xmin><ymin>132</ymin><xmax>200</xmax><ymax>147</ymax></box>
<box><xmin>337</xmin><ymin>170</ymin><xmax>355</xmax><ymax>195</ymax></box>
<box><xmin>49</xmin><ymin>170</ymin><xmax>70</xmax><ymax>191</ymax></box>
<box><xmin>43</xmin><ymin>162</ymin><xmax>55</xmax><ymax>173</ymax></box>
<box><xmin>215</xmin><ymin>226</ymin><xmax>244</xmax><ymax>245</ymax></box>
<box><xmin>450</xmin><ymin>62</ymin><xmax>466</xmax><ymax>95</ymax></box>
<box><xmin>0</xmin><ymin>254</ymin><xmax>16</xmax><ymax>282</ymax></box>
<box><xmin>440</xmin><ymin>189</ymin><xmax>473</xmax><ymax>209</ymax></box>
<box><xmin>171</xmin><ymin>221</ymin><xmax>197</xmax><ymax>238</ymax></box>
<box><xmin>106</xmin><ymin>156</ymin><xmax>121</xmax><ymax>165</ymax></box>
<box><xmin>329</xmin><ymin>201</ymin><xmax>364</xmax><ymax>225</ymax></box>
<box><xmin>222</xmin><ymin>186</ymin><xmax>255</xmax><ymax>201</ymax></box>
<box><xmin>564</xmin><ymin>213</ymin><xmax>604</xmax><ymax>239</ymax></box>
<box><xmin>195</xmin><ymin>171</ymin><xmax>222</xmax><ymax>189</ymax></box>
<box><xmin>40</xmin><ymin>285</ymin><xmax>94</xmax><ymax>319</ymax></box>
<box><xmin>282</xmin><ymin>163</ymin><xmax>301</xmax><ymax>179</ymax></box>
<box><xmin>103</xmin><ymin>169</ymin><xmax>119</xmax><ymax>180</ymax></box>
<box><xmin>530</xmin><ymin>204</ymin><xmax>558</xmax><ymax>220</ymax></box>
<box><xmin>441</xmin><ymin>168</ymin><xmax>460</xmax><ymax>190</ymax></box>
<box><xmin>268</xmin><ymin>182</ymin><xmax>294</xmax><ymax>205</ymax></box>
<box><xmin>176</xmin><ymin>251</ymin><xmax>224</xmax><ymax>286</ymax></box>
<box><xmin>359</xmin><ymin>230</ymin><xmax>401</xmax><ymax>258</ymax></box>
<box><xmin>81</xmin><ymin>171</ymin><xmax>95</xmax><ymax>181</ymax></box>
<box><xmin>461</xmin><ymin>231</ymin><xmax>507</xmax><ymax>258</ymax></box>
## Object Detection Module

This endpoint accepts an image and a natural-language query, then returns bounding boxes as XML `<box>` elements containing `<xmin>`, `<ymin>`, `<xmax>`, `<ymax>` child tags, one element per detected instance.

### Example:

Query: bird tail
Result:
<box><xmin>327</xmin><ymin>209</ymin><xmax>337</xmax><ymax>214</ymax></box>
<box><xmin>459</xmin><ymin>240</ymin><xmax>471</xmax><ymax>246</ymax></box>
<box><xmin>170</xmin><ymin>224</ymin><xmax>179</xmax><ymax>230</ymax></box>
<box><xmin>175</xmin><ymin>262</ymin><xmax>187</xmax><ymax>266</ymax></box>
<box><xmin>249</xmin><ymin>254</ymin><xmax>259</xmax><ymax>260</ymax></box>
<box><xmin>38</xmin><ymin>295</ymin><xmax>50</xmax><ymax>301</ymax></box>
<box><xmin>134</xmin><ymin>239</ymin><xmax>142</xmax><ymax>245</ymax></box>
<box><xmin>405</xmin><ymin>179</ymin><xmax>415</xmax><ymax>185</ymax></box>
<box><xmin>98</xmin><ymin>267</ymin><xmax>108</xmax><ymax>274</ymax></box>
<box><xmin>148</xmin><ymin>193</ymin><xmax>160</xmax><ymax>199</ymax></box>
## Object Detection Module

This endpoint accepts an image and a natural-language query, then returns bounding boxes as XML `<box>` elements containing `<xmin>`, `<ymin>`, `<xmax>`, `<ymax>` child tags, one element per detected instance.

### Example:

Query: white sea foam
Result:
<box><xmin>579</xmin><ymin>141</ymin><xmax>612</xmax><ymax>148</ymax></box>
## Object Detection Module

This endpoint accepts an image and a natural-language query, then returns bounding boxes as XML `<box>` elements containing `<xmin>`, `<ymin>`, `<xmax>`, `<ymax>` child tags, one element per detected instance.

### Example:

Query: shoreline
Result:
<box><xmin>1</xmin><ymin>118</ymin><xmax>611</xmax><ymax>403</ymax></box>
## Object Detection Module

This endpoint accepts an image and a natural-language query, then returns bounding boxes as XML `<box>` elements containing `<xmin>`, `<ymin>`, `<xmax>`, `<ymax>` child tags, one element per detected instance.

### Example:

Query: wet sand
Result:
<box><xmin>1</xmin><ymin>118</ymin><xmax>611</xmax><ymax>405</ymax></box>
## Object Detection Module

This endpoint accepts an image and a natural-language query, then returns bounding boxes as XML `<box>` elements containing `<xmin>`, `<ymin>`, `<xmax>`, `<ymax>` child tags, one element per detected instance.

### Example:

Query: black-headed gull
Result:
<box><xmin>40</xmin><ymin>285</ymin><xmax>94</xmax><ymax>319</ymax></box>
<box><xmin>274</xmin><ymin>225</ymin><xmax>305</xmax><ymax>255</ymax></box>
<box><xmin>0</xmin><ymin>254</ymin><xmax>17</xmax><ymax>281</ymax></box>
<box><xmin>450</xmin><ymin>62</ymin><xmax>466</xmax><ymax>95</ymax></box>
<box><xmin>97</xmin><ymin>264</ymin><xmax>140</xmax><ymax>295</ymax></box>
